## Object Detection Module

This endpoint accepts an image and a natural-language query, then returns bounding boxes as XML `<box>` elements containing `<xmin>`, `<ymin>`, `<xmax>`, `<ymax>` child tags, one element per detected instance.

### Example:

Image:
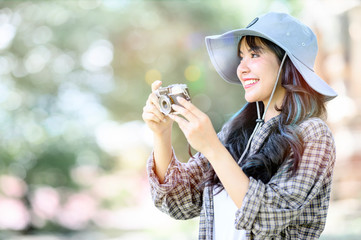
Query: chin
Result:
<box><xmin>244</xmin><ymin>95</ymin><xmax>258</xmax><ymax>103</ymax></box>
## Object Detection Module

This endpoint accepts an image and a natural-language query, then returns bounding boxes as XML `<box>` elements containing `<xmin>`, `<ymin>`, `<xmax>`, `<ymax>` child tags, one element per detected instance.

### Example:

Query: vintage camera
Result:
<box><xmin>155</xmin><ymin>84</ymin><xmax>191</xmax><ymax>115</ymax></box>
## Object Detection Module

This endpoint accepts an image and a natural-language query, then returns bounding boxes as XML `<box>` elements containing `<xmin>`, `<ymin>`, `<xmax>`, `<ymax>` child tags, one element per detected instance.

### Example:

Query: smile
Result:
<box><xmin>244</xmin><ymin>79</ymin><xmax>259</xmax><ymax>88</ymax></box>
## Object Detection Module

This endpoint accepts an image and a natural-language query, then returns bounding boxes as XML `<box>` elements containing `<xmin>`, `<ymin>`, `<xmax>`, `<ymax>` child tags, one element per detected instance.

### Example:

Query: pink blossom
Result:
<box><xmin>0</xmin><ymin>175</ymin><xmax>27</xmax><ymax>198</ymax></box>
<box><xmin>56</xmin><ymin>192</ymin><xmax>98</xmax><ymax>230</ymax></box>
<box><xmin>31</xmin><ymin>186</ymin><xmax>60</xmax><ymax>219</ymax></box>
<box><xmin>0</xmin><ymin>197</ymin><xmax>30</xmax><ymax>230</ymax></box>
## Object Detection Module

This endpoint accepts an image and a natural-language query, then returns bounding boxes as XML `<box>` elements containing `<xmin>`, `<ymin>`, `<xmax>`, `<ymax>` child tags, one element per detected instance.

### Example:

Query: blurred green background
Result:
<box><xmin>0</xmin><ymin>0</ymin><xmax>360</xmax><ymax>239</ymax></box>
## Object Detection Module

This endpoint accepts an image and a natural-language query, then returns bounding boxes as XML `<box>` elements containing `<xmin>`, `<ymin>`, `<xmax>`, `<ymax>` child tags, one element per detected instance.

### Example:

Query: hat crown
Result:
<box><xmin>248</xmin><ymin>12</ymin><xmax>317</xmax><ymax>69</ymax></box>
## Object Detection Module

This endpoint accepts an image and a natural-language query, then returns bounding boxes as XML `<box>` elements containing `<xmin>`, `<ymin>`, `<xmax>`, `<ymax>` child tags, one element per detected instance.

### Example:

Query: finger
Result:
<box><xmin>177</xmin><ymin>97</ymin><xmax>205</xmax><ymax>117</ymax></box>
<box><xmin>168</xmin><ymin>114</ymin><xmax>189</xmax><ymax>132</ymax></box>
<box><xmin>144</xmin><ymin>103</ymin><xmax>165</xmax><ymax>122</ymax></box>
<box><xmin>146</xmin><ymin>93</ymin><xmax>162</xmax><ymax>115</ymax></box>
<box><xmin>151</xmin><ymin>80</ymin><xmax>162</xmax><ymax>92</ymax></box>
<box><xmin>150</xmin><ymin>93</ymin><xmax>161</xmax><ymax>111</ymax></box>
<box><xmin>142</xmin><ymin>111</ymin><xmax>163</xmax><ymax>123</ymax></box>
<box><xmin>171</xmin><ymin>104</ymin><xmax>198</xmax><ymax>123</ymax></box>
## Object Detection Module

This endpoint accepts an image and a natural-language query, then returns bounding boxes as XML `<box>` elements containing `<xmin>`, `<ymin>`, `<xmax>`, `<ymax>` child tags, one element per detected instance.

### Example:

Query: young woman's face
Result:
<box><xmin>237</xmin><ymin>37</ymin><xmax>285</xmax><ymax>106</ymax></box>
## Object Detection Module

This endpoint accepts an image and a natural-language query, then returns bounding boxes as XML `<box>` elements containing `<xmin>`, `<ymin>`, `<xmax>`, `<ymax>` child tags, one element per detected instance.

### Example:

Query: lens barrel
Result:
<box><xmin>159</xmin><ymin>95</ymin><xmax>173</xmax><ymax>115</ymax></box>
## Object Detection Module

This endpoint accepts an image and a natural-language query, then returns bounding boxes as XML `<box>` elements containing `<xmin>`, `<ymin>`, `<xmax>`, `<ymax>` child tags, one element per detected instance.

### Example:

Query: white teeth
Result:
<box><xmin>244</xmin><ymin>79</ymin><xmax>259</xmax><ymax>85</ymax></box>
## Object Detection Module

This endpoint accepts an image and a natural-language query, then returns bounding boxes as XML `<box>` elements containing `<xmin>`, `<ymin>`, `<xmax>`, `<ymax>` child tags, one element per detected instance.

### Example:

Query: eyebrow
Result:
<box><xmin>239</xmin><ymin>46</ymin><xmax>264</xmax><ymax>56</ymax></box>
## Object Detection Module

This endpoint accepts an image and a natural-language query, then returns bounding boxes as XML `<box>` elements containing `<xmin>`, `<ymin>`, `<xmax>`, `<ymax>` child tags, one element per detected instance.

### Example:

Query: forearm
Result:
<box><xmin>166</xmin><ymin>97</ymin><xmax>250</xmax><ymax>207</ymax></box>
<box><xmin>203</xmin><ymin>141</ymin><xmax>250</xmax><ymax>208</ymax></box>
<box><xmin>153</xmin><ymin>128</ymin><xmax>173</xmax><ymax>183</ymax></box>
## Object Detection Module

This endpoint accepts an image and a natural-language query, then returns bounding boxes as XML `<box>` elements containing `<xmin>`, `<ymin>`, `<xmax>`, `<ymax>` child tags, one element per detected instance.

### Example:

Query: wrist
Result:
<box><xmin>154</xmin><ymin>127</ymin><xmax>172</xmax><ymax>139</ymax></box>
<box><xmin>202</xmin><ymin>139</ymin><xmax>225</xmax><ymax>161</ymax></box>
<box><xmin>153</xmin><ymin>128</ymin><xmax>172</xmax><ymax>150</ymax></box>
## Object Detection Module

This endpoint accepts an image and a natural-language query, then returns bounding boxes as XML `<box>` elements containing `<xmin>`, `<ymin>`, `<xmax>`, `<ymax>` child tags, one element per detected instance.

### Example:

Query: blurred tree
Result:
<box><xmin>0</xmin><ymin>0</ymin><xmax>303</xmax><ymax>236</ymax></box>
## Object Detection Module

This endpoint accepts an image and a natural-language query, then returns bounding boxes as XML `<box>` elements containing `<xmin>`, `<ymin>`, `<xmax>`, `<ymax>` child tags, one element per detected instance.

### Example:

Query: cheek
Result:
<box><xmin>269</xmin><ymin>59</ymin><xmax>281</xmax><ymax>77</ymax></box>
<box><xmin>264</xmin><ymin>62</ymin><xmax>280</xmax><ymax>81</ymax></box>
<box><xmin>236</xmin><ymin>63</ymin><xmax>241</xmax><ymax>75</ymax></box>
<box><xmin>236</xmin><ymin>64</ymin><xmax>243</xmax><ymax>82</ymax></box>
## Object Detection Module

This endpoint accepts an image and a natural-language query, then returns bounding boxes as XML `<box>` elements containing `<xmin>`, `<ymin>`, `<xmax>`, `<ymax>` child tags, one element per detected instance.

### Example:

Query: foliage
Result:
<box><xmin>0</xmin><ymin>0</ymin><xmax>304</xmax><ymax>236</ymax></box>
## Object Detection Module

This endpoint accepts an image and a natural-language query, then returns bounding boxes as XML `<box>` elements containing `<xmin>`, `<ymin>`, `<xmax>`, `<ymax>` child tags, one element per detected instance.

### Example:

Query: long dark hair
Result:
<box><xmin>205</xmin><ymin>36</ymin><xmax>327</xmax><ymax>190</ymax></box>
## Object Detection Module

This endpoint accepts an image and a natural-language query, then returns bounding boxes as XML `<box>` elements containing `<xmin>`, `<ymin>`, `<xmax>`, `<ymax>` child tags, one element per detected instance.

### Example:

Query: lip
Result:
<box><xmin>242</xmin><ymin>78</ymin><xmax>260</xmax><ymax>89</ymax></box>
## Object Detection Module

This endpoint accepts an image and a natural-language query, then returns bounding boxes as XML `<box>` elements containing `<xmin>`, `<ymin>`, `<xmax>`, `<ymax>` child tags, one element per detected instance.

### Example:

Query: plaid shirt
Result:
<box><xmin>147</xmin><ymin>117</ymin><xmax>336</xmax><ymax>240</ymax></box>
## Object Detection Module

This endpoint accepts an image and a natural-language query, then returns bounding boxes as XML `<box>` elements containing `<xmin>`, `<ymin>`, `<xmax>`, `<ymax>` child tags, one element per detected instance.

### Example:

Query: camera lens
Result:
<box><xmin>161</xmin><ymin>100</ymin><xmax>169</xmax><ymax>110</ymax></box>
<box><xmin>159</xmin><ymin>96</ymin><xmax>172</xmax><ymax>115</ymax></box>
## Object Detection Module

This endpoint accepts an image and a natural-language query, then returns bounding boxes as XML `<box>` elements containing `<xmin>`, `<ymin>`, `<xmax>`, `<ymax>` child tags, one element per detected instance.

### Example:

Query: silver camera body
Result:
<box><xmin>155</xmin><ymin>84</ymin><xmax>191</xmax><ymax>115</ymax></box>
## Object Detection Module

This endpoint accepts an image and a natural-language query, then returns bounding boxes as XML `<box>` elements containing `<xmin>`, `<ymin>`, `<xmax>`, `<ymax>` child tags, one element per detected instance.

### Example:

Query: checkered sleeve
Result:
<box><xmin>147</xmin><ymin>149</ymin><xmax>210</xmax><ymax>220</ymax></box>
<box><xmin>235</xmin><ymin>118</ymin><xmax>336</xmax><ymax>238</ymax></box>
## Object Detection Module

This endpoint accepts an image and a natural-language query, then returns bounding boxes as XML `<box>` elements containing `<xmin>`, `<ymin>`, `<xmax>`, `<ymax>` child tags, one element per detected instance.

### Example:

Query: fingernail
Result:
<box><xmin>171</xmin><ymin>104</ymin><xmax>176</xmax><ymax>109</ymax></box>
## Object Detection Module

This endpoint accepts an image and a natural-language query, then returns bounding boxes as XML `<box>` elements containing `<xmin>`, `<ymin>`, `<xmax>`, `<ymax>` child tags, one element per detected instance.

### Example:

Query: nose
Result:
<box><xmin>237</xmin><ymin>58</ymin><xmax>250</xmax><ymax>79</ymax></box>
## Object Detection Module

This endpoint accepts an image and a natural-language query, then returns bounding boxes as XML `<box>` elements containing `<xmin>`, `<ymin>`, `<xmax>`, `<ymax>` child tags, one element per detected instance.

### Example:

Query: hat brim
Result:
<box><xmin>205</xmin><ymin>29</ymin><xmax>337</xmax><ymax>100</ymax></box>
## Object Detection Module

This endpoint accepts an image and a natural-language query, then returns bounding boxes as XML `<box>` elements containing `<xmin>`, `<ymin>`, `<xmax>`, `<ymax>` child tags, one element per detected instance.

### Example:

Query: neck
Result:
<box><xmin>263</xmin><ymin>107</ymin><xmax>280</xmax><ymax>122</ymax></box>
<box><xmin>262</xmin><ymin>87</ymin><xmax>285</xmax><ymax>122</ymax></box>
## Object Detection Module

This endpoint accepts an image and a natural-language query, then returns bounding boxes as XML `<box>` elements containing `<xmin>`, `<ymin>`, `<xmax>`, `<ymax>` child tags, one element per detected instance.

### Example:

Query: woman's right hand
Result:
<box><xmin>142</xmin><ymin>80</ymin><xmax>173</xmax><ymax>135</ymax></box>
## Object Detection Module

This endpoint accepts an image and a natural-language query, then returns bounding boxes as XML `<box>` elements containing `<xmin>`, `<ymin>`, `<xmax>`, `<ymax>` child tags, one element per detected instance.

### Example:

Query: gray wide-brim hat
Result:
<box><xmin>205</xmin><ymin>12</ymin><xmax>337</xmax><ymax>100</ymax></box>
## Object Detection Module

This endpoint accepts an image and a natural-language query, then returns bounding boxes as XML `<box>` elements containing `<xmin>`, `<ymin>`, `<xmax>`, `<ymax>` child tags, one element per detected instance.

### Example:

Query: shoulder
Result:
<box><xmin>298</xmin><ymin>117</ymin><xmax>333</xmax><ymax>141</ymax></box>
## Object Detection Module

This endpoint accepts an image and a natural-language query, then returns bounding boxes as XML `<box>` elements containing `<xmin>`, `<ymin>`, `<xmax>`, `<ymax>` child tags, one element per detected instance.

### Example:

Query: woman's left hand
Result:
<box><xmin>168</xmin><ymin>97</ymin><xmax>220</xmax><ymax>154</ymax></box>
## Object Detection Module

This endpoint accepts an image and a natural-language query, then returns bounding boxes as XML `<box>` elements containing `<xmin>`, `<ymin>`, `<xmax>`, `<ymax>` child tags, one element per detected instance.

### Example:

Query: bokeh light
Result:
<box><xmin>0</xmin><ymin>23</ymin><xmax>16</xmax><ymax>50</ymax></box>
<box><xmin>81</xmin><ymin>40</ymin><xmax>114</xmax><ymax>71</ymax></box>
<box><xmin>145</xmin><ymin>69</ymin><xmax>162</xmax><ymax>85</ymax></box>
<box><xmin>0</xmin><ymin>0</ymin><xmax>360</xmax><ymax>239</ymax></box>
<box><xmin>184</xmin><ymin>65</ymin><xmax>201</xmax><ymax>82</ymax></box>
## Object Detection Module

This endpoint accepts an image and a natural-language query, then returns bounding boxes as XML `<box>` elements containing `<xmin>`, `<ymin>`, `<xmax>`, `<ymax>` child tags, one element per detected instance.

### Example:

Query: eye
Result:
<box><xmin>251</xmin><ymin>53</ymin><xmax>260</xmax><ymax>58</ymax></box>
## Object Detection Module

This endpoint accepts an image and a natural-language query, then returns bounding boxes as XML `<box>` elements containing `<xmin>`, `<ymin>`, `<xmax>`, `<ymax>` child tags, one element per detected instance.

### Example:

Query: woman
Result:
<box><xmin>142</xmin><ymin>12</ymin><xmax>337</xmax><ymax>239</ymax></box>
